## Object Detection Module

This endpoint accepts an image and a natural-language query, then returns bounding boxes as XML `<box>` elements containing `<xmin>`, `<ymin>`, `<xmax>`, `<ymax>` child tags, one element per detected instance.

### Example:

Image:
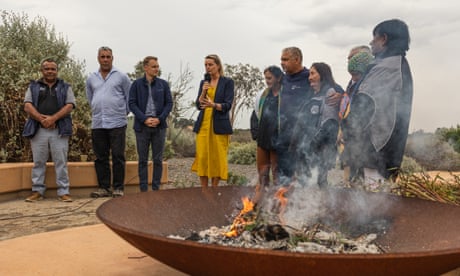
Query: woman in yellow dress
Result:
<box><xmin>192</xmin><ymin>54</ymin><xmax>235</xmax><ymax>188</ymax></box>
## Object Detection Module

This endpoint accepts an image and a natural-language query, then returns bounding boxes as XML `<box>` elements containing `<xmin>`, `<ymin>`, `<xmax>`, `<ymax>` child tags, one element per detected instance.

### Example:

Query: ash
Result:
<box><xmin>168</xmin><ymin>220</ymin><xmax>384</xmax><ymax>254</ymax></box>
<box><xmin>168</xmin><ymin>186</ymin><xmax>387</xmax><ymax>254</ymax></box>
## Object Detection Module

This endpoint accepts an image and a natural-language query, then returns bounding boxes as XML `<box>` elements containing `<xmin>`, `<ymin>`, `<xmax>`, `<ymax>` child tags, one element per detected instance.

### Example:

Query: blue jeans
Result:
<box><xmin>30</xmin><ymin>128</ymin><xmax>70</xmax><ymax>196</ymax></box>
<box><xmin>135</xmin><ymin>126</ymin><xmax>166</xmax><ymax>191</ymax></box>
<box><xmin>91</xmin><ymin>126</ymin><xmax>126</xmax><ymax>191</ymax></box>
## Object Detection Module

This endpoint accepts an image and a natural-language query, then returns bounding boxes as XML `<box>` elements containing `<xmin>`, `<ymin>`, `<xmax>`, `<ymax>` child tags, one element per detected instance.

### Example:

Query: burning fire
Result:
<box><xmin>224</xmin><ymin>186</ymin><xmax>291</xmax><ymax>238</ymax></box>
<box><xmin>224</xmin><ymin>196</ymin><xmax>255</xmax><ymax>237</ymax></box>
<box><xmin>274</xmin><ymin>187</ymin><xmax>289</xmax><ymax>224</ymax></box>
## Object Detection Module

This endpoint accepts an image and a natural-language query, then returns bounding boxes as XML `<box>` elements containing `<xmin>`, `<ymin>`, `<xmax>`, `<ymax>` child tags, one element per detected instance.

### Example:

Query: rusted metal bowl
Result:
<box><xmin>96</xmin><ymin>186</ymin><xmax>460</xmax><ymax>275</ymax></box>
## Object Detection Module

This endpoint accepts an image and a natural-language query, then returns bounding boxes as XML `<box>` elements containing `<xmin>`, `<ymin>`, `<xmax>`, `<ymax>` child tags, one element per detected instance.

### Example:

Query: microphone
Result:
<box><xmin>204</xmin><ymin>73</ymin><xmax>211</xmax><ymax>83</ymax></box>
<box><xmin>203</xmin><ymin>73</ymin><xmax>211</xmax><ymax>97</ymax></box>
<box><xmin>204</xmin><ymin>73</ymin><xmax>211</xmax><ymax>82</ymax></box>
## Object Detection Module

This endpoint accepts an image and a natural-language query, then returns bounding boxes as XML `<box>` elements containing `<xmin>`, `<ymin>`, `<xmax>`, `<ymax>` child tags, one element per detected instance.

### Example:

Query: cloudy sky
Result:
<box><xmin>2</xmin><ymin>0</ymin><xmax>460</xmax><ymax>131</ymax></box>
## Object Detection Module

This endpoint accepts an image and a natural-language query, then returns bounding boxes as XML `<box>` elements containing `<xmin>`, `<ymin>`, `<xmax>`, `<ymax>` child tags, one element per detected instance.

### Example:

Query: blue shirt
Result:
<box><xmin>86</xmin><ymin>67</ymin><xmax>131</xmax><ymax>129</ymax></box>
<box><xmin>145</xmin><ymin>84</ymin><xmax>156</xmax><ymax>117</ymax></box>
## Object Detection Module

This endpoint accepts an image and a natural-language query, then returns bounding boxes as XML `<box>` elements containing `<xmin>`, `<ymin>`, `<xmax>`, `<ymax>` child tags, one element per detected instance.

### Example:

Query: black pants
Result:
<box><xmin>277</xmin><ymin>147</ymin><xmax>295</xmax><ymax>186</ymax></box>
<box><xmin>135</xmin><ymin>126</ymin><xmax>166</xmax><ymax>191</ymax></box>
<box><xmin>91</xmin><ymin>126</ymin><xmax>126</xmax><ymax>191</ymax></box>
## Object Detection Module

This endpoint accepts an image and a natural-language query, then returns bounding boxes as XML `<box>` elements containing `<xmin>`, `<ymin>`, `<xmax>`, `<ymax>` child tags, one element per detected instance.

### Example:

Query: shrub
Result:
<box><xmin>125</xmin><ymin>118</ymin><xmax>138</xmax><ymax>161</ymax></box>
<box><xmin>228</xmin><ymin>141</ymin><xmax>257</xmax><ymax>165</ymax></box>
<box><xmin>400</xmin><ymin>155</ymin><xmax>423</xmax><ymax>174</ymax></box>
<box><xmin>168</xmin><ymin>126</ymin><xmax>196</xmax><ymax>158</ymax></box>
<box><xmin>227</xmin><ymin>171</ymin><xmax>249</xmax><ymax>186</ymax></box>
<box><xmin>163</xmin><ymin>140</ymin><xmax>175</xmax><ymax>160</ymax></box>
<box><xmin>231</xmin><ymin>129</ymin><xmax>253</xmax><ymax>143</ymax></box>
<box><xmin>405</xmin><ymin>132</ymin><xmax>460</xmax><ymax>171</ymax></box>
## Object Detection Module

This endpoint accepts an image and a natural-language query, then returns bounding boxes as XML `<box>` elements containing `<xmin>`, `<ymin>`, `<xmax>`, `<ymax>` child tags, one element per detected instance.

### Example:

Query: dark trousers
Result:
<box><xmin>91</xmin><ymin>126</ymin><xmax>126</xmax><ymax>191</ymax></box>
<box><xmin>277</xmin><ymin>147</ymin><xmax>295</xmax><ymax>186</ymax></box>
<box><xmin>135</xmin><ymin>126</ymin><xmax>166</xmax><ymax>191</ymax></box>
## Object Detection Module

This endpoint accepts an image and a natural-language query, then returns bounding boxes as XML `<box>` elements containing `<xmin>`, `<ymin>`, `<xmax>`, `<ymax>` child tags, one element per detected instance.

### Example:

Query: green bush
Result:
<box><xmin>231</xmin><ymin>129</ymin><xmax>253</xmax><ymax>143</ymax></box>
<box><xmin>406</xmin><ymin>131</ymin><xmax>460</xmax><ymax>171</ymax></box>
<box><xmin>125</xmin><ymin>118</ymin><xmax>137</xmax><ymax>161</ymax></box>
<box><xmin>400</xmin><ymin>155</ymin><xmax>423</xmax><ymax>174</ymax></box>
<box><xmin>227</xmin><ymin>171</ymin><xmax>249</xmax><ymax>186</ymax></box>
<box><xmin>163</xmin><ymin>140</ymin><xmax>175</xmax><ymax>160</ymax></box>
<box><xmin>168</xmin><ymin>127</ymin><xmax>196</xmax><ymax>157</ymax></box>
<box><xmin>228</xmin><ymin>141</ymin><xmax>257</xmax><ymax>165</ymax></box>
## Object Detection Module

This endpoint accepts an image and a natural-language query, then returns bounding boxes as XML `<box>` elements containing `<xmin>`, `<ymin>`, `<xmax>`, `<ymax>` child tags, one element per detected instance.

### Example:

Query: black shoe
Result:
<box><xmin>90</xmin><ymin>188</ymin><xmax>111</xmax><ymax>198</ymax></box>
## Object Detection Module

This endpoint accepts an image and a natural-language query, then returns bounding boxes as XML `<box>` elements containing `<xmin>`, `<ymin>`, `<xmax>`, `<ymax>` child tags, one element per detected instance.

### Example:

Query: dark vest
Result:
<box><xmin>22</xmin><ymin>79</ymin><xmax>73</xmax><ymax>138</ymax></box>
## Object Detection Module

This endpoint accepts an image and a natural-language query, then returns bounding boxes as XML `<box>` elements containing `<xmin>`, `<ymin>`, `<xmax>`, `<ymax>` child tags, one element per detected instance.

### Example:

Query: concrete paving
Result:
<box><xmin>0</xmin><ymin>224</ymin><xmax>187</xmax><ymax>275</ymax></box>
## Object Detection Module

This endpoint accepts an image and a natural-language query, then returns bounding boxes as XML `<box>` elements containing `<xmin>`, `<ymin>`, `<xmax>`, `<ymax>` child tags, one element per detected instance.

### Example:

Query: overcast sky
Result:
<box><xmin>2</xmin><ymin>0</ymin><xmax>460</xmax><ymax>131</ymax></box>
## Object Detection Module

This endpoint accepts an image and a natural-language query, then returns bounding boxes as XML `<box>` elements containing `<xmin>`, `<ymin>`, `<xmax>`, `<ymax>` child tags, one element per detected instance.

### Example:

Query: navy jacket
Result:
<box><xmin>128</xmin><ymin>75</ymin><xmax>173</xmax><ymax>132</ymax></box>
<box><xmin>193</xmin><ymin>76</ymin><xmax>234</xmax><ymax>135</ymax></box>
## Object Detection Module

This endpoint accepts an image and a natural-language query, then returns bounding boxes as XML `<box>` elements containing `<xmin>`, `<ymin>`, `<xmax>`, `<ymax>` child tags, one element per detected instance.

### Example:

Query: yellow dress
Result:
<box><xmin>191</xmin><ymin>87</ymin><xmax>229</xmax><ymax>180</ymax></box>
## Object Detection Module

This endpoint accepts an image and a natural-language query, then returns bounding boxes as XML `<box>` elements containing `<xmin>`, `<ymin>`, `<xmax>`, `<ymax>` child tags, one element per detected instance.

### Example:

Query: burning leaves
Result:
<box><xmin>177</xmin><ymin>218</ymin><xmax>384</xmax><ymax>254</ymax></box>
<box><xmin>173</xmin><ymin>187</ymin><xmax>385</xmax><ymax>254</ymax></box>
<box><xmin>289</xmin><ymin>223</ymin><xmax>384</xmax><ymax>254</ymax></box>
<box><xmin>273</xmin><ymin>186</ymin><xmax>289</xmax><ymax>224</ymax></box>
<box><xmin>224</xmin><ymin>197</ymin><xmax>257</xmax><ymax>237</ymax></box>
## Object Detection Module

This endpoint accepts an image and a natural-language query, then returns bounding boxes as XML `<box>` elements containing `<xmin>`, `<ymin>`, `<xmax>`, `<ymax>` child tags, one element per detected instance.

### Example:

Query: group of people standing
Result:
<box><xmin>23</xmin><ymin>47</ymin><xmax>173</xmax><ymax>201</ymax></box>
<box><xmin>252</xmin><ymin>18</ymin><xmax>413</xmax><ymax>191</ymax></box>
<box><xmin>21</xmin><ymin>18</ymin><xmax>413</xmax><ymax>202</ymax></box>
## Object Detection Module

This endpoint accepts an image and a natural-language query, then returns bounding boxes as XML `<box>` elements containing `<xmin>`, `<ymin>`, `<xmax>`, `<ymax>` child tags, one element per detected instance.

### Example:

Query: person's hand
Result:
<box><xmin>202</xmin><ymin>82</ymin><xmax>210</xmax><ymax>92</ymax></box>
<box><xmin>40</xmin><ymin>115</ymin><xmax>56</xmax><ymax>128</ymax></box>
<box><xmin>151</xmin><ymin>117</ymin><xmax>160</xmax><ymax>127</ymax></box>
<box><xmin>326</xmin><ymin>91</ymin><xmax>343</xmax><ymax>107</ymax></box>
<box><xmin>199</xmin><ymin>95</ymin><xmax>215</xmax><ymax>109</ymax></box>
<box><xmin>144</xmin><ymin>117</ymin><xmax>158</xmax><ymax>127</ymax></box>
<box><xmin>199</xmin><ymin>82</ymin><xmax>210</xmax><ymax>102</ymax></box>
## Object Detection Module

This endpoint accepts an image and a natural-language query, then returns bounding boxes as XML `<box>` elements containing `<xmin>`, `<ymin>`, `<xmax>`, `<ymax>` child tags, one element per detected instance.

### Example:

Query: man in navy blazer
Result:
<box><xmin>129</xmin><ymin>56</ymin><xmax>173</xmax><ymax>191</ymax></box>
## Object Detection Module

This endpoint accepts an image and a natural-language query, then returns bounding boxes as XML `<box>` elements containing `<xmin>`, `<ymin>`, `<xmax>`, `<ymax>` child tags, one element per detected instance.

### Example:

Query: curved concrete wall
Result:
<box><xmin>0</xmin><ymin>161</ymin><xmax>168</xmax><ymax>200</ymax></box>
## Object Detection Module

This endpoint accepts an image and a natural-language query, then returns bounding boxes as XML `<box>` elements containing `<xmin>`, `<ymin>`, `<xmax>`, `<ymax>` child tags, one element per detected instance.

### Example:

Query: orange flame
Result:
<box><xmin>274</xmin><ymin>187</ymin><xmax>289</xmax><ymax>225</ymax></box>
<box><xmin>224</xmin><ymin>196</ymin><xmax>255</xmax><ymax>237</ymax></box>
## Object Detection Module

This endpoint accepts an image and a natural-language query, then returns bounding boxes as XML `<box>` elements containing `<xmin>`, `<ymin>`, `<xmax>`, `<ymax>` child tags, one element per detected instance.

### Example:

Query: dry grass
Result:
<box><xmin>392</xmin><ymin>171</ymin><xmax>460</xmax><ymax>205</ymax></box>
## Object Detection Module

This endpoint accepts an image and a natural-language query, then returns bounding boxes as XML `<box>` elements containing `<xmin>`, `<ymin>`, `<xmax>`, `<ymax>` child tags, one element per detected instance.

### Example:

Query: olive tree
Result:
<box><xmin>165</xmin><ymin>63</ymin><xmax>195</xmax><ymax>130</ymax></box>
<box><xmin>224</xmin><ymin>63</ymin><xmax>265</xmax><ymax>126</ymax></box>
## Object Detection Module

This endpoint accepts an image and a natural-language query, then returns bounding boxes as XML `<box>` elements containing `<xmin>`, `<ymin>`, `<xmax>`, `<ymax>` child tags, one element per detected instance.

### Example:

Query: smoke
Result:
<box><xmin>287</xmin><ymin>187</ymin><xmax>390</xmax><ymax>235</ymax></box>
<box><xmin>254</xmin><ymin>166</ymin><xmax>393</xmax><ymax>235</ymax></box>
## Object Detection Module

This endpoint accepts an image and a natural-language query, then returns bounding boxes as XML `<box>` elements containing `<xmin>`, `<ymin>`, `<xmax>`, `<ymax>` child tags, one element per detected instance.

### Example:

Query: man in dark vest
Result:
<box><xmin>23</xmin><ymin>58</ymin><xmax>75</xmax><ymax>202</ymax></box>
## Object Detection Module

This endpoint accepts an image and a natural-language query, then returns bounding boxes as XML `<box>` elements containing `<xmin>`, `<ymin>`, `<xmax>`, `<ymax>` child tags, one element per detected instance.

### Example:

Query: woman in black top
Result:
<box><xmin>253</xmin><ymin>66</ymin><xmax>284</xmax><ymax>187</ymax></box>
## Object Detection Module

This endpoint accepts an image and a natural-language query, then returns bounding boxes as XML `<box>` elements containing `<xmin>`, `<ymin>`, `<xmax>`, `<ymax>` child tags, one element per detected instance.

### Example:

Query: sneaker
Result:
<box><xmin>58</xmin><ymin>194</ymin><xmax>73</xmax><ymax>202</ymax></box>
<box><xmin>90</xmin><ymin>188</ymin><xmax>111</xmax><ymax>198</ymax></box>
<box><xmin>25</xmin><ymin>192</ymin><xmax>43</xmax><ymax>202</ymax></box>
<box><xmin>112</xmin><ymin>189</ymin><xmax>124</xmax><ymax>197</ymax></box>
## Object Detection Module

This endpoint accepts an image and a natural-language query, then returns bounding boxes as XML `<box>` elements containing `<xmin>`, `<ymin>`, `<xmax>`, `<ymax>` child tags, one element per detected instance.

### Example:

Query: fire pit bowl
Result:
<box><xmin>96</xmin><ymin>186</ymin><xmax>460</xmax><ymax>275</ymax></box>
